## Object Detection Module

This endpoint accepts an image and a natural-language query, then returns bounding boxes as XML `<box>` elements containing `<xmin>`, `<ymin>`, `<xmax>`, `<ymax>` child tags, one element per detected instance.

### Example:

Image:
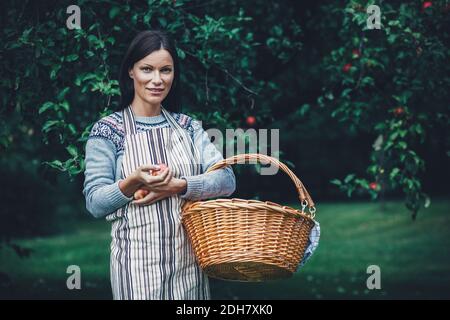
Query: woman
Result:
<box><xmin>83</xmin><ymin>30</ymin><xmax>236</xmax><ymax>300</ymax></box>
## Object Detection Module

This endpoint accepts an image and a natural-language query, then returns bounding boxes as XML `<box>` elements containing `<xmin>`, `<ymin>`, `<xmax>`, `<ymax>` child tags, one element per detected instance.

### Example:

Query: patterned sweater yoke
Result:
<box><xmin>88</xmin><ymin>111</ymin><xmax>195</xmax><ymax>153</ymax></box>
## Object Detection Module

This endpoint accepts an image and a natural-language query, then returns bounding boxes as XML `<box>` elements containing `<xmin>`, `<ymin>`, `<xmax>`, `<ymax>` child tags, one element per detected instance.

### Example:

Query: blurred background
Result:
<box><xmin>0</xmin><ymin>0</ymin><xmax>449</xmax><ymax>299</ymax></box>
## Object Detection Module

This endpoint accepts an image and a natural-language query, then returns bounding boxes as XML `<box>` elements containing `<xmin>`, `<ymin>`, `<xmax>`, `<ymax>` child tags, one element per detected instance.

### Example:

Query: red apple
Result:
<box><xmin>343</xmin><ymin>63</ymin><xmax>352</xmax><ymax>73</ymax></box>
<box><xmin>246</xmin><ymin>116</ymin><xmax>256</xmax><ymax>126</ymax></box>
<box><xmin>134</xmin><ymin>189</ymin><xmax>150</xmax><ymax>200</ymax></box>
<box><xmin>423</xmin><ymin>1</ymin><xmax>432</xmax><ymax>9</ymax></box>
<box><xmin>394</xmin><ymin>107</ymin><xmax>404</xmax><ymax>116</ymax></box>
<box><xmin>369</xmin><ymin>182</ymin><xmax>378</xmax><ymax>190</ymax></box>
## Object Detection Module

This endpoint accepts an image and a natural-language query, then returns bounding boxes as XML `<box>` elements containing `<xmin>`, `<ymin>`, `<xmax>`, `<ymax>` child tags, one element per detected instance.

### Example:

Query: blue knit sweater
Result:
<box><xmin>82</xmin><ymin>111</ymin><xmax>236</xmax><ymax>218</ymax></box>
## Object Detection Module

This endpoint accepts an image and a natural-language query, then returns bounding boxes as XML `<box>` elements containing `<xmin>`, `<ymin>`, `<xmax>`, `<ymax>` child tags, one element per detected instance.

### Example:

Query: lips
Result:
<box><xmin>147</xmin><ymin>88</ymin><xmax>164</xmax><ymax>92</ymax></box>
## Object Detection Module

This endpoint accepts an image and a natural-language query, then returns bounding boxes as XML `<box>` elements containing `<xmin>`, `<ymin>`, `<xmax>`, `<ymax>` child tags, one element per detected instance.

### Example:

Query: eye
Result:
<box><xmin>161</xmin><ymin>68</ymin><xmax>172</xmax><ymax>73</ymax></box>
<box><xmin>141</xmin><ymin>67</ymin><xmax>152</xmax><ymax>72</ymax></box>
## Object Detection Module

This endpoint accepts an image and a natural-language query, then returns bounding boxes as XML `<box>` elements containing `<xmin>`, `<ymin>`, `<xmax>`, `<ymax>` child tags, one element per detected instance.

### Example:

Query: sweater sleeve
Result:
<box><xmin>180</xmin><ymin>120</ymin><xmax>236</xmax><ymax>200</ymax></box>
<box><xmin>82</xmin><ymin>128</ymin><xmax>133</xmax><ymax>219</ymax></box>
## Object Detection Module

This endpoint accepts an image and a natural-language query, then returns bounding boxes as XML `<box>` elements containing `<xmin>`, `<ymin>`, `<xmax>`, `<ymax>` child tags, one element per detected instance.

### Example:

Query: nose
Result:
<box><xmin>151</xmin><ymin>71</ymin><xmax>162</xmax><ymax>85</ymax></box>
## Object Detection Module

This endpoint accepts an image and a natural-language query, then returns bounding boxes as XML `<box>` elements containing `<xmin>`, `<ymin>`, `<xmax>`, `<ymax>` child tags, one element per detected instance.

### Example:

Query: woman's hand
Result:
<box><xmin>132</xmin><ymin>189</ymin><xmax>170</xmax><ymax>206</ymax></box>
<box><xmin>131</xmin><ymin>166</ymin><xmax>187</xmax><ymax>206</ymax></box>
<box><xmin>132</xmin><ymin>177</ymin><xmax>187</xmax><ymax>206</ymax></box>
<box><xmin>118</xmin><ymin>164</ymin><xmax>162</xmax><ymax>198</ymax></box>
<box><xmin>131</xmin><ymin>164</ymin><xmax>169</xmax><ymax>189</ymax></box>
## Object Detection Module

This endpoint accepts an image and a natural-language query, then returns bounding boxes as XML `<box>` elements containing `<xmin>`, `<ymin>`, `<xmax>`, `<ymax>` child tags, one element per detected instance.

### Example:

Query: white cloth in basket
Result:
<box><xmin>299</xmin><ymin>221</ymin><xmax>320</xmax><ymax>267</ymax></box>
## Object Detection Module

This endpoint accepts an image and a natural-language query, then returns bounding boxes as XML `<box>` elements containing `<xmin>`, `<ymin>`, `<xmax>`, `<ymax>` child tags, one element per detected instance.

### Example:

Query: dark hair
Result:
<box><xmin>118</xmin><ymin>30</ymin><xmax>181</xmax><ymax>112</ymax></box>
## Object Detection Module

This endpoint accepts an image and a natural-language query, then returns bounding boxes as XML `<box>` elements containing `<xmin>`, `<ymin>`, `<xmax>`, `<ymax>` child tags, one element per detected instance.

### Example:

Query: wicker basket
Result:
<box><xmin>181</xmin><ymin>153</ymin><xmax>317</xmax><ymax>282</ymax></box>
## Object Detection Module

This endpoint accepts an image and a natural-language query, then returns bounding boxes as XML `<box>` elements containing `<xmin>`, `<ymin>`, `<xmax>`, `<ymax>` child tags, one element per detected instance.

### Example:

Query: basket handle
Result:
<box><xmin>184</xmin><ymin>153</ymin><xmax>316</xmax><ymax>214</ymax></box>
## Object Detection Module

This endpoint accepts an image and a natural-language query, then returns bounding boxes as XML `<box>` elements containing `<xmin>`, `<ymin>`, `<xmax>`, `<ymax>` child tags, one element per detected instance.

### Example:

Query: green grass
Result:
<box><xmin>1</xmin><ymin>199</ymin><xmax>449</xmax><ymax>299</ymax></box>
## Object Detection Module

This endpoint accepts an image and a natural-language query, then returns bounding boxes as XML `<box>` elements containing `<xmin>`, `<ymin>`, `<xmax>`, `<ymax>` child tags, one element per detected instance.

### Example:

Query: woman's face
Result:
<box><xmin>129</xmin><ymin>49</ymin><xmax>174</xmax><ymax>108</ymax></box>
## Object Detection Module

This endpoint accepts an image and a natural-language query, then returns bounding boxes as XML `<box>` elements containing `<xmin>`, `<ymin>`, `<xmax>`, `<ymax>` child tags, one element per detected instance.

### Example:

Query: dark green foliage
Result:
<box><xmin>0</xmin><ymin>0</ymin><xmax>448</xmax><ymax>226</ymax></box>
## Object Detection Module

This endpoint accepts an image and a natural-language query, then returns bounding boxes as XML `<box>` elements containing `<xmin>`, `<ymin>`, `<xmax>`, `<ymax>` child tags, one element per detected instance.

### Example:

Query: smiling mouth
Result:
<box><xmin>147</xmin><ymin>88</ymin><xmax>164</xmax><ymax>92</ymax></box>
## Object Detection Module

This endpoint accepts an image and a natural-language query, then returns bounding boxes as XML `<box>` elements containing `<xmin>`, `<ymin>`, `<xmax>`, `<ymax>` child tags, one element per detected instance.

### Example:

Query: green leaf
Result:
<box><xmin>388</xmin><ymin>20</ymin><xmax>400</xmax><ymax>27</ymax></box>
<box><xmin>60</xmin><ymin>101</ymin><xmax>70</xmax><ymax>112</ymax></box>
<box><xmin>341</xmin><ymin>88</ymin><xmax>352</xmax><ymax>98</ymax></box>
<box><xmin>83</xmin><ymin>73</ymin><xmax>97</xmax><ymax>81</ymax></box>
<box><xmin>367</xmin><ymin>165</ymin><xmax>378</xmax><ymax>175</ymax></box>
<box><xmin>296</xmin><ymin>104</ymin><xmax>310</xmax><ymax>116</ymax></box>
<box><xmin>272</xmin><ymin>25</ymin><xmax>283</xmax><ymax>36</ymax></box>
<box><xmin>344</xmin><ymin>174</ymin><xmax>355</xmax><ymax>183</ymax></box>
<box><xmin>109</xmin><ymin>7</ymin><xmax>121</xmax><ymax>19</ymax></box>
<box><xmin>85</xmin><ymin>50</ymin><xmax>95</xmax><ymax>59</ymax></box>
<box><xmin>39</xmin><ymin>102</ymin><xmax>55</xmax><ymax>114</ymax></box>
<box><xmin>57</xmin><ymin>87</ymin><xmax>70</xmax><ymax>101</ymax></box>
<box><xmin>66</xmin><ymin>54</ymin><xmax>79</xmax><ymax>62</ymax></box>
<box><xmin>158</xmin><ymin>17</ymin><xmax>167</xmax><ymax>27</ymax></box>
<box><xmin>414</xmin><ymin>124</ymin><xmax>423</xmax><ymax>135</ymax></box>
<box><xmin>389</xmin><ymin>131</ymin><xmax>399</xmax><ymax>141</ymax></box>
<box><xmin>356</xmin><ymin>179</ymin><xmax>369</xmax><ymax>189</ymax></box>
<box><xmin>67</xmin><ymin>123</ymin><xmax>77</xmax><ymax>135</ymax></box>
<box><xmin>424</xmin><ymin>195</ymin><xmax>431</xmax><ymax>208</ymax></box>
<box><xmin>42</xmin><ymin>120</ymin><xmax>60</xmax><ymax>133</ymax></box>
<box><xmin>398</xmin><ymin>141</ymin><xmax>407</xmax><ymax>149</ymax></box>
<box><xmin>330</xmin><ymin>179</ymin><xmax>342</xmax><ymax>186</ymax></box>
<box><xmin>387</xmin><ymin>34</ymin><xmax>397</xmax><ymax>44</ymax></box>
<box><xmin>176</xmin><ymin>47</ymin><xmax>186</xmax><ymax>60</ymax></box>
<box><xmin>346</xmin><ymin>187</ymin><xmax>354</xmax><ymax>197</ymax></box>
<box><xmin>390</xmin><ymin>167</ymin><xmax>400</xmax><ymax>180</ymax></box>
<box><xmin>143</xmin><ymin>12</ymin><xmax>152</xmax><ymax>25</ymax></box>
<box><xmin>87</xmin><ymin>34</ymin><xmax>98</xmax><ymax>43</ymax></box>
<box><xmin>44</xmin><ymin>160</ymin><xmax>64</xmax><ymax>170</ymax></box>
<box><xmin>66</xmin><ymin>145</ymin><xmax>78</xmax><ymax>157</ymax></box>
<box><xmin>106</xmin><ymin>37</ymin><xmax>115</xmax><ymax>45</ymax></box>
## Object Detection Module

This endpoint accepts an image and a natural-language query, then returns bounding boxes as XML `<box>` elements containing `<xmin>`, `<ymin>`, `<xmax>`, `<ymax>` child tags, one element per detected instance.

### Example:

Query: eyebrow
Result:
<box><xmin>141</xmin><ymin>64</ymin><xmax>173</xmax><ymax>68</ymax></box>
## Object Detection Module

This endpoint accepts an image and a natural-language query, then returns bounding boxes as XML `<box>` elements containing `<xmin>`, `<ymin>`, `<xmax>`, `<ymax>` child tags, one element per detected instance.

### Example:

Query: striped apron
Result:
<box><xmin>106</xmin><ymin>105</ymin><xmax>210</xmax><ymax>300</ymax></box>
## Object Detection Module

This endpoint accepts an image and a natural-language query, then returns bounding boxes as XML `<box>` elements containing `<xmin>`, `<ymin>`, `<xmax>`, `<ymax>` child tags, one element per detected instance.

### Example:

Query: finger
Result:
<box><xmin>139</xmin><ymin>164</ymin><xmax>161</xmax><ymax>172</ymax></box>
<box><xmin>151</xmin><ymin>174</ymin><xmax>171</xmax><ymax>189</ymax></box>
<box><xmin>132</xmin><ymin>192</ymin><xmax>156</xmax><ymax>206</ymax></box>
<box><xmin>163</xmin><ymin>169</ymin><xmax>173</xmax><ymax>184</ymax></box>
<box><xmin>142</xmin><ymin>169</ymin><xmax>166</xmax><ymax>185</ymax></box>
<box><xmin>152</xmin><ymin>169</ymin><xmax>173</xmax><ymax>187</ymax></box>
<box><xmin>151</xmin><ymin>167</ymin><xmax>170</xmax><ymax>183</ymax></box>
<box><xmin>159</xmin><ymin>167</ymin><xmax>170</xmax><ymax>179</ymax></box>
<box><xmin>136</xmin><ymin>166</ymin><xmax>160</xmax><ymax>183</ymax></box>
<box><xmin>133</xmin><ymin>192</ymin><xmax>167</xmax><ymax>206</ymax></box>
<box><xmin>133</xmin><ymin>189</ymin><xmax>149</xmax><ymax>200</ymax></box>
<box><xmin>151</xmin><ymin>193</ymin><xmax>168</xmax><ymax>204</ymax></box>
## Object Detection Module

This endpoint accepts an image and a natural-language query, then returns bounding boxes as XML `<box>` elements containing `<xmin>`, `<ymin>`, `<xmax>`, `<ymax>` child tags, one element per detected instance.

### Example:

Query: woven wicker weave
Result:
<box><xmin>181</xmin><ymin>153</ymin><xmax>317</xmax><ymax>282</ymax></box>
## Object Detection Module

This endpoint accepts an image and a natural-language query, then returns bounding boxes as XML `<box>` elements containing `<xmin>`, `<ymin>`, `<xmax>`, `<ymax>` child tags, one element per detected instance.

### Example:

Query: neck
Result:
<box><xmin>130</xmin><ymin>98</ymin><xmax>162</xmax><ymax>117</ymax></box>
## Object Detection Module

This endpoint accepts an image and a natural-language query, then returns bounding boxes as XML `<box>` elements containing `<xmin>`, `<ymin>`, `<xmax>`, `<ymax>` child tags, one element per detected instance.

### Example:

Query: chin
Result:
<box><xmin>145</xmin><ymin>96</ymin><xmax>165</xmax><ymax>104</ymax></box>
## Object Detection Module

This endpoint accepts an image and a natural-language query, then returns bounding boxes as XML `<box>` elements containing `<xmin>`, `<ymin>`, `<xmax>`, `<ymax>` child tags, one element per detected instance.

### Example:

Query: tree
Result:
<box><xmin>1</xmin><ymin>0</ymin><xmax>448</xmax><ymax>225</ymax></box>
<box><xmin>314</xmin><ymin>1</ymin><xmax>449</xmax><ymax>219</ymax></box>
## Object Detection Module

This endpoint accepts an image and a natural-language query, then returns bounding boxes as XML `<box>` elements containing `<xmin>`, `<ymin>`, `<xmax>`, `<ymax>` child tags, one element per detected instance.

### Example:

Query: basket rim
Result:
<box><xmin>181</xmin><ymin>197</ymin><xmax>316</xmax><ymax>222</ymax></box>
